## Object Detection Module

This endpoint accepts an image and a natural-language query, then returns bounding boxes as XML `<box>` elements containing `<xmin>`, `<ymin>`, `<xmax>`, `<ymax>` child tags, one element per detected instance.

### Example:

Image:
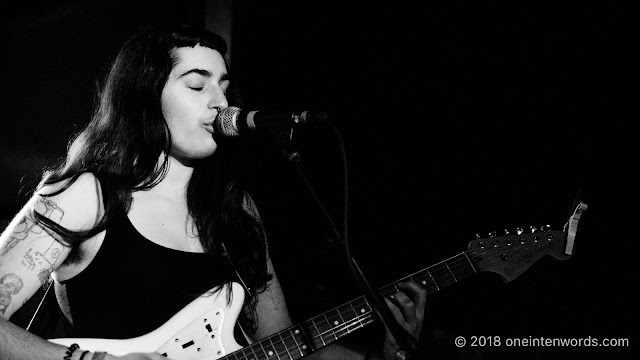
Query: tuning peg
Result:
<box><xmin>488</xmin><ymin>231</ymin><xmax>497</xmax><ymax>238</ymax></box>
<box><xmin>504</xmin><ymin>229</ymin><xmax>510</xmax><ymax>235</ymax></box>
<box><xmin>541</xmin><ymin>224</ymin><xmax>551</xmax><ymax>232</ymax></box>
<box><xmin>530</xmin><ymin>226</ymin><xmax>538</xmax><ymax>233</ymax></box>
<box><xmin>476</xmin><ymin>233</ymin><xmax>481</xmax><ymax>239</ymax></box>
<box><xmin>516</xmin><ymin>227</ymin><xmax>524</xmax><ymax>235</ymax></box>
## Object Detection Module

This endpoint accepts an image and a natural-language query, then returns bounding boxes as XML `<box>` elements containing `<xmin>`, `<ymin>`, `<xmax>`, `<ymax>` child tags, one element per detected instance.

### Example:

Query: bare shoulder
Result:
<box><xmin>36</xmin><ymin>172</ymin><xmax>104</xmax><ymax>232</ymax></box>
<box><xmin>0</xmin><ymin>172</ymin><xmax>103</xmax><ymax>318</ymax></box>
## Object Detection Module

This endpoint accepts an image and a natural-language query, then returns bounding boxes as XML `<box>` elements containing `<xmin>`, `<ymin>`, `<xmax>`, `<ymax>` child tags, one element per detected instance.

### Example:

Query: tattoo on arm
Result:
<box><xmin>0</xmin><ymin>198</ymin><xmax>64</xmax><ymax>256</ymax></box>
<box><xmin>0</xmin><ymin>274</ymin><xmax>24</xmax><ymax>314</ymax></box>
<box><xmin>21</xmin><ymin>240</ymin><xmax>63</xmax><ymax>289</ymax></box>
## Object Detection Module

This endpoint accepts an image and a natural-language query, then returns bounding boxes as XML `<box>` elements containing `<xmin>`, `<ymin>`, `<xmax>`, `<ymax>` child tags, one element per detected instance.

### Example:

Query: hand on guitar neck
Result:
<box><xmin>380</xmin><ymin>281</ymin><xmax>427</xmax><ymax>360</ymax></box>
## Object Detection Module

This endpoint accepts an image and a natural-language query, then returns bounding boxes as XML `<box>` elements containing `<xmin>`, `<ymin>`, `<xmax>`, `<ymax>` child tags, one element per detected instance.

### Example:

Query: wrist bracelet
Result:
<box><xmin>92</xmin><ymin>352</ymin><xmax>108</xmax><ymax>360</ymax></box>
<box><xmin>79</xmin><ymin>351</ymin><xmax>90</xmax><ymax>360</ymax></box>
<box><xmin>63</xmin><ymin>344</ymin><xmax>79</xmax><ymax>360</ymax></box>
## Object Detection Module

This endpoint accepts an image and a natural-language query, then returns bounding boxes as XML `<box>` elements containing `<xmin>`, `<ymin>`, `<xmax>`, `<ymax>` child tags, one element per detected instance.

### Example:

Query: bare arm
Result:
<box><xmin>0</xmin><ymin>173</ymin><xmax>100</xmax><ymax>359</ymax></box>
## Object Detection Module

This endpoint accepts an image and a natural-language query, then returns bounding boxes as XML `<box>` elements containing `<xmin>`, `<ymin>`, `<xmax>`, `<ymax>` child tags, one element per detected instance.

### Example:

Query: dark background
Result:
<box><xmin>1</xmin><ymin>1</ymin><xmax>633</xmax><ymax>359</ymax></box>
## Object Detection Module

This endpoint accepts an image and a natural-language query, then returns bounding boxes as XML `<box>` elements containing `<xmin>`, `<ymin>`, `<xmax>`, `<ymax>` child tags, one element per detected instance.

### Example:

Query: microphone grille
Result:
<box><xmin>215</xmin><ymin>106</ymin><xmax>242</xmax><ymax>137</ymax></box>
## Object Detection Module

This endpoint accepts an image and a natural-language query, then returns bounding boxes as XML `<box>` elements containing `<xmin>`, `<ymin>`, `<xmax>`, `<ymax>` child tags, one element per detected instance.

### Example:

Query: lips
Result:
<box><xmin>203</xmin><ymin>123</ymin><xmax>215</xmax><ymax>134</ymax></box>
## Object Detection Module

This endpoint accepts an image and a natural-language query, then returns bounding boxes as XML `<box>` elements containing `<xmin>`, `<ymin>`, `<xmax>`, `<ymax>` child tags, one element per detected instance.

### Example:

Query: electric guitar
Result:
<box><xmin>50</xmin><ymin>203</ymin><xmax>588</xmax><ymax>360</ymax></box>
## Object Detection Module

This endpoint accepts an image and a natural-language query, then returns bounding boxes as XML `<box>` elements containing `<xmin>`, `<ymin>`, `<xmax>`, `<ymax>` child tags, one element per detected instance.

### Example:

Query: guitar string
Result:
<box><xmin>220</xmin><ymin>231</ymin><xmax>560</xmax><ymax>359</ymax></box>
<box><xmin>223</xmin><ymin>312</ymin><xmax>374</xmax><ymax>360</ymax></box>
<box><xmin>379</xmin><ymin>231</ymin><xmax>562</xmax><ymax>296</ymax></box>
<box><xmin>226</xmin><ymin>312</ymin><xmax>376</xmax><ymax>360</ymax></box>
<box><xmin>295</xmin><ymin>231</ymin><xmax>560</xmax><ymax>337</ymax></box>
<box><xmin>382</xmin><ymin>244</ymin><xmax>533</xmax><ymax>294</ymax></box>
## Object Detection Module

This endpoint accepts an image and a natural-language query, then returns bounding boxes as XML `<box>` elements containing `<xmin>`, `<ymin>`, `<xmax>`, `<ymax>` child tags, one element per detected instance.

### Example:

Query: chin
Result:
<box><xmin>172</xmin><ymin>143</ymin><xmax>218</xmax><ymax>163</ymax></box>
<box><xmin>197</xmin><ymin>144</ymin><xmax>218</xmax><ymax>159</ymax></box>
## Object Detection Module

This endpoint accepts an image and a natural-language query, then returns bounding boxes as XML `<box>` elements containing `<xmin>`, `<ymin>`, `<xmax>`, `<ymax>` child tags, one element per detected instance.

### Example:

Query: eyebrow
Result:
<box><xmin>179</xmin><ymin>68</ymin><xmax>230</xmax><ymax>81</ymax></box>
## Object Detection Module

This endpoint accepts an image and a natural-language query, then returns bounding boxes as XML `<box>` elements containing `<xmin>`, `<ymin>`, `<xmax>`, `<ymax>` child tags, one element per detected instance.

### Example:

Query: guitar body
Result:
<box><xmin>50</xmin><ymin>283</ymin><xmax>245</xmax><ymax>360</ymax></box>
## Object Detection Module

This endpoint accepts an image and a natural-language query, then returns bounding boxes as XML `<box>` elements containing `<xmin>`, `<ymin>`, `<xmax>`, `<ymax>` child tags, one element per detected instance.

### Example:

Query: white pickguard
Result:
<box><xmin>49</xmin><ymin>283</ymin><xmax>245</xmax><ymax>360</ymax></box>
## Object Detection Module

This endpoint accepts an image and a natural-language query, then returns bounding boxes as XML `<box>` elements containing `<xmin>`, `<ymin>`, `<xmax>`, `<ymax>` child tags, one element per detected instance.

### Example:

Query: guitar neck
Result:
<box><xmin>225</xmin><ymin>251</ymin><xmax>477</xmax><ymax>360</ymax></box>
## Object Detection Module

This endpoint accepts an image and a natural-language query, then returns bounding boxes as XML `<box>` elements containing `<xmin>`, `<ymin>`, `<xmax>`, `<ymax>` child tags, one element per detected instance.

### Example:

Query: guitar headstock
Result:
<box><xmin>466</xmin><ymin>226</ymin><xmax>569</xmax><ymax>283</ymax></box>
<box><xmin>466</xmin><ymin>202</ymin><xmax>587</xmax><ymax>283</ymax></box>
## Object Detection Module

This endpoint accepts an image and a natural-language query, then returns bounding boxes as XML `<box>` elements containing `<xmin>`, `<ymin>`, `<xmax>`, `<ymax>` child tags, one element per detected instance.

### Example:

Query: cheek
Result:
<box><xmin>161</xmin><ymin>90</ymin><xmax>185</xmax><ymax>129</ymax></box>
<box><xmin>161</xmin><ymin>88</ymin><xmax>217</xmax><ymax>158</ymax></box>
<box><xmin>161</xmin><ymin>89</ymin><xmax>200</xmax><ymax>143</ymax></box>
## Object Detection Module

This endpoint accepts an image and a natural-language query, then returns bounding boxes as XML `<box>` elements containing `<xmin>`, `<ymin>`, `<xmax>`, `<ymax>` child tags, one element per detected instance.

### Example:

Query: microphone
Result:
<box><xmin>215</xmin><ymin>106</ymin><xmax>328</xmax><ymax>137</ymax></box>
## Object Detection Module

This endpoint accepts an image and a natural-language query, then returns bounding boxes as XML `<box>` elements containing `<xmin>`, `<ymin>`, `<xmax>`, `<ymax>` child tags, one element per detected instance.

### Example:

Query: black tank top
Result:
<box><xmin>60</xmin><ymin>207</ymin><xmax>234</xmax><ymax>339</ymax></box>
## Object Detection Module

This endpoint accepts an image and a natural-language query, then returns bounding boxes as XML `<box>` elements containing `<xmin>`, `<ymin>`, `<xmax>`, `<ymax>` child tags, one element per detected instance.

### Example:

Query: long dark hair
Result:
<box><xmin>34</xmin><ymin>23</ymin><xmax>271</xmax><ymax>296</ymax></box>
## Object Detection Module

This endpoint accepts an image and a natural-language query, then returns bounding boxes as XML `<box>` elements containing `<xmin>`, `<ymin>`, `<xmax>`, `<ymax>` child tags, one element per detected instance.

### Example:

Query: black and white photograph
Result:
<box><xmin>1</xmin><ymin>1</ymin><xmax>632</xmax><ymax>359</ymax></box>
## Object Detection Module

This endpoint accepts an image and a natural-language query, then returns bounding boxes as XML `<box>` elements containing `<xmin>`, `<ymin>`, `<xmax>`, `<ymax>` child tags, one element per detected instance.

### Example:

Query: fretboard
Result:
<box><xmin>222</xmin><ymin>251</ymin><xmax>476</xmax><ymax>360</ymax></box>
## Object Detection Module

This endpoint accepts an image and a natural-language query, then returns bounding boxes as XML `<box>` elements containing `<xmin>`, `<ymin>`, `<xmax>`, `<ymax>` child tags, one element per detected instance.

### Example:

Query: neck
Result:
<box><xmin>150</xmin><ymin>154</ymin><xmax>195</xmax><ymax>200</ymax></box>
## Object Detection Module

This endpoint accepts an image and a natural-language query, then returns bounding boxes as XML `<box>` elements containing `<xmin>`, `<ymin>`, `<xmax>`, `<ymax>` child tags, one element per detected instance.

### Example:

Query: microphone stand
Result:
<box><xmin>269</xmin><ymin>124</ymin><xmax>420</xmax><ymax>360</ymax></box>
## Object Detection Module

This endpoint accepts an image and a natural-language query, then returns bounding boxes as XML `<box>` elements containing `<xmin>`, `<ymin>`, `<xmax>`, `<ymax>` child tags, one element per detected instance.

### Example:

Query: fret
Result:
<box><xmin>266</xmin><ymin>336</ymin><xmax>282</xmax><ymax>360</ymax></box>
<box><xmin>246</xmin><ymin>342</ymin><xmax>259</xmax><ymax>360</ymax></box>
<box><xmin>339</xmin><ymin>302</ymin><xmax>363</xmax><ymax>336</ymax></box>
<box><xmin>411</xmin><ymin>269</ymin><xmax>438</xmax><ymax>294</ymax></box>
<box><xmin>251</xmin><ymin>343</ymin><xmax>260</xmax><ymax>360</ymax></box>
<box><xmin>313</xmin><ymin>317</ymin><xmax>326</xmax><ymax>346</ymax></box>
<box><xmin>431</xmin><ymin>263</ymin><xmax>457</xmax><ymax>288</ymax></box>
<box><xmin>463</xmin><ymin>251</ymin><xmax>477</xmax><ymax>273</ymax></box>
<box><xmin>336</xmin><ymin>306</ymin><xmax>349</xmax><ymax>335</ymax></box>
<box><xmin>302</xmin><ymin>316</ymin><xmax>326</xmax><ymax>348</ymax></box>
<box><xmin>290</xmin><ymin>329</ymin><xmax>305</xmax><ymax>358</ymax></box>
<box><xmin>277</xmin><ymin>332</ymin><xmax>293</xmax><ymax>360</ymax></box>
<box><xmin>451</xmin><ymin>252</ymin><xmax>477</xmax><ymax>280</ymax></box>
<box><xmin>257</xmin><ymin>339</ymin><xmax>270</xmax><ymax>359</ymax></box>
<box><xmin>444</xmin><ymin>261</ymin><xmax>457</xmax><ymax>281</ymax></box>
<box><xmin>291</xmin><ymin>326</ymin><xmax>313</xmax><ymax>356</ymax></box>
<box><xmin>349</xmin><ymin>301</ymin><xmax>366</xmax><ymax>329</ymax></box>
<box><xmin>426</xmin><ymin>269</ymin><xmax>440</xmax><ymax>291</ymax></box>
<box><xmin>391</xmin><ymin>282</ymin><xmax>400</xmax><ymax>293</ymax></box>
<box><xmin>324</xmin><ymin>308</ymin><xmax>339</xmax><ymax>330</ymax></box>
<box><xmin>339</xmin><ymin>302</ymin><xmax>357</xmax><ymax>322</ymax></box>
<box><xmin>322</xmin><ymin>313</ymin><xmax>338</xmax><ymax>340</ymax></box>
<box><xmin>279</xmin><ymin>328</ymin><xmax>306</xmax><ymax>359</ymax></box>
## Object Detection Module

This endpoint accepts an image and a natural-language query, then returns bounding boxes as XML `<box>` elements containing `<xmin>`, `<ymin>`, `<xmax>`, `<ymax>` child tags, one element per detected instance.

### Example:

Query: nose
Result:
<box><xmin>207</xmin><ymin>86</ymin><xmax>228</xmax><ymax>111</ymax></box>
